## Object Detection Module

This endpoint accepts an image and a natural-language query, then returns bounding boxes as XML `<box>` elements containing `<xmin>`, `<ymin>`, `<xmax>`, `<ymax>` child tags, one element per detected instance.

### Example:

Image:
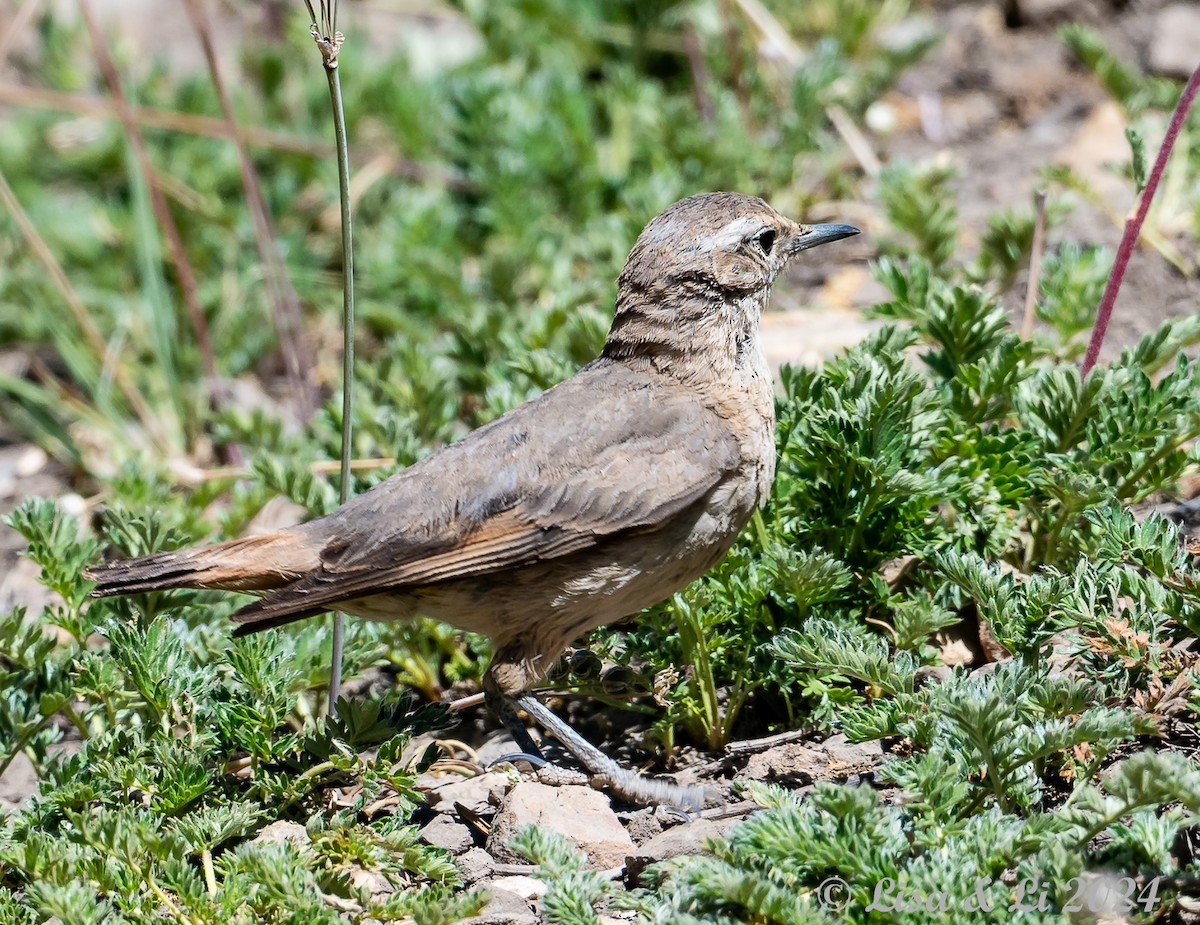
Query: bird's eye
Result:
<box><xmin>754</xmin><ymin>228</ymin><xmax>776</xmax><ymax>255</ymax></box>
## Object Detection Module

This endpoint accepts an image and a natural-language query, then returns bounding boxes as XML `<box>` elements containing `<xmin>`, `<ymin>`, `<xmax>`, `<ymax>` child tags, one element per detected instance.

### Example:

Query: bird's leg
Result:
<box><xmin>484</xmin><ymin>647</ymin><xmax>709</xmax><ymax>810</ymax></box>
<box><xmin>482</xmin><ymin>668</ymin><xmax>544</xmax><ymax>759</ymax></box>
<box><xmin>511</xmin><ymin>692</ymin><xmax>708</xmax><ymax>809</ymax></box>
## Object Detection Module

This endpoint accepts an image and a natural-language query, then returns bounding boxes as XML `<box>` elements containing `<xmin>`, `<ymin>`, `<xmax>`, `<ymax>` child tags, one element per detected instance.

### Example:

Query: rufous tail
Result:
<box><xmin>85</xmin><ymin>532</ymin><xmax>319</xmax><ymax>597</ymax></box>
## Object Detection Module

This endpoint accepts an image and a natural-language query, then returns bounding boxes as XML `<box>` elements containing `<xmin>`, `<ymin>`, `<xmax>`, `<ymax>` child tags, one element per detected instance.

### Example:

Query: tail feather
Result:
<box><xmin>85</xmin><ymin>532</ymin><xmax>319</xmax><ymax>598</ymax></box>
<box><xmin>229</xmin><ymin>598</ymin><xmax>330</xmax><ymax>636</ymax></box>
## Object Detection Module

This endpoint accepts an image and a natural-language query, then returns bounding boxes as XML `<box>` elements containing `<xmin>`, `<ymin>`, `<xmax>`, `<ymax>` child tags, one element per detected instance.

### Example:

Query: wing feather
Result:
<box><xmin>231</xmin><ymin>362</ymin><xmax>740</xmax><ymax>633</ymax></box>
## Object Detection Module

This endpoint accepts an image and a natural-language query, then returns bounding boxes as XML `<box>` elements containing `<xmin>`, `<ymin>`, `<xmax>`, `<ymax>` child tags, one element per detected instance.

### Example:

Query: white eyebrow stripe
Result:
<box><xmin>705</xmin><ymin>215</ymin><xmax>764</xmax><ymax>249</ymax></box>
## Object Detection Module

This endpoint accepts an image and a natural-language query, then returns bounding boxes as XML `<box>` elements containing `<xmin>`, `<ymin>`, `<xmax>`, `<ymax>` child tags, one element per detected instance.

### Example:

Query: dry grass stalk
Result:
<box><xmin>1020</xmin><ymin>189</ymin><xmax>1048</xmax><ymax>340</ymax></box>
<box><xmin>0</xmin><ymin>83</ymin><xmax>472</xmax><ymax>188</ymax></box>
<box><xmin>0</xmin><ymin>0</ymin><xmax>44</xmax><ymax>63</ymax></box>
<box><xmin>0</xmin><ymin>165</ymin><xmax>171</xmax><ymax>452</ymax></box>
<box><xmin>77</xmin><ymin>0</ymin><xmax>234</xmax><ymax>460</ymax></box>
<box><xmin>182</xmin><ymin>0</ymin><xmax>319</xmax><ymax>420</ymax></box>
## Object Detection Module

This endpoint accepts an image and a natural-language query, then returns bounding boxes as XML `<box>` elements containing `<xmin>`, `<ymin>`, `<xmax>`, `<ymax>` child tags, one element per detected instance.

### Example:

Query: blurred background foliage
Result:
<box><xmin>0</xmin><ymin>0</ymin><xmax>928</xmax><ymax>475</ymax></box>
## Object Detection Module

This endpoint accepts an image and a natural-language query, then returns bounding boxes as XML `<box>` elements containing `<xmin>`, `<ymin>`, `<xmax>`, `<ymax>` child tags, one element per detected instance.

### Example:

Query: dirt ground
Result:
<box><xmin>882</xmin><ymin>0</ymin><xmax>1199</xmax><ymax>348</ymax></box>
<box><xmin>2</xmin><ymin>0</ymin><xmax>1199</xmax><ymax>816</ymax></box>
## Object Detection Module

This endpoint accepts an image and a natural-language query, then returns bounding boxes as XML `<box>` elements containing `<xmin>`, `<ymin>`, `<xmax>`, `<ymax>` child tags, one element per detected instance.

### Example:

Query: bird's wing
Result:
<box><xmin>231</xmin><ymin>362</ymin><xmax>741</xmax><ymax>633</ymax></box>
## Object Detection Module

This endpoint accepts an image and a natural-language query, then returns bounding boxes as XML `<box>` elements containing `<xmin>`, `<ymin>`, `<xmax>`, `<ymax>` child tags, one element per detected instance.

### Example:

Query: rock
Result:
<box><xmin>14</xmin><ymin>445</ymin><xmax>47</xmax><ymax>479</ymax></box>
<box><xmin>475</xmin><ymin>729</ymin><xmax>536</xmax><ymax>767</ymax></box>
<box><xmin>486</xmin><ymin>782</ymin><xmax>635</xmax><ymax>869</ymax></box>
<box><xmin>865</xmin><ymin>100</ymin><xmax>899</xmax><ymax>135</ymax></box>
<box><xmin>1056</xmin><ymin>101</ymin><xmax>1135</xmax><ymax>215</ymax></box>
<box><xmin>420</xmin><ymin>814</ymin><xmax>475</xmax><ymax>854</ymax></box>
<box><xmin>424</xmin><ymin>771</ymin><xmax>512</xmax><ymax>813</ymax></box>
<box><xmin>488</xmin><ymin>876</ymin><xmax>547</xmax><ymax>900</ymax></box>
<box><xmin>0</xmin><ymin>555</ymin><xmax>54</xmax><ymax>625</ymax></box>
<box><xmin>1009</xmin><ymin>0</ymin><xmax>1101</xmax><ymax>25</ymax></box>
<box><xmin>1148</xmin><ymin>5</ymin><xmax>1200</xmax><ymax>79</ymax></box>
<box><xmin>877</xmin><ymin>13</ymin><xmax>938</xmax><ymax>53</ymax></box>
<box><xmin>820</xmin><ymin>735</ymin><xmax>885</xmax><ymax>773</ymax></box>
<box><xmin>243</xmin><ymin>495</ymin><xmax>309</xmax><ymax>535</ymax></box>
<box><xmin>253</xmin><ymin>820</ymin><xmax>310</xmax><ymax>848</ymax></box>
<box><xmin>346</xmin><ymin>866</ymin><xmax>393</xmax><ymax>898</ymax></box>
<box><xmin>57</xmin><ymin>493</ymin><xmax>86</xmax><ymax>518</ymax></box>
<box><xmin>457</xmin><ymin>847</ymin><xmax>496</xmax><ymax>884</ymax></box>
<box><xmin>914</xmin><ymin>665</ymin><xmax>952</xmax><ymax>688</ymax></box>
<box><xmin>936</xmin><ymin>622</ymin><xmax>984</xmax><ymax>668</ymax></box>
<box><xmin>461</xmin><ymin>896</ymin><xmax>538</xmax><ymax>925</ymax></box>
<box><xmin>461</xmin><ymin>889</ymin><xmax>536</xmax><ymax>925</ymax></box>
<box><xmin>977</xmin><ymin>617</ymin><xmax>1012</xmax><ymax>663</ymax></box>
<box><xmin>1046</xmin><ymin>631</ymin><xmax>1084</xmax><ymax>678</ymax></box>
<box><xmin>533</xmin><ymin>764</ymin><xmax>591</xmax><ymax>788</ymax></box>
<box><xmin>761</xmin><ymin>307</ymin><xmax>883</xmax><ymax>370</ymax></box>
<box><xmin>624</xmin><ymin>818</ymin><xmax>739</xmax><ymax>883</ymax></box>
<box><xmin>737</xmin><ymin>734</ymin><xmax>883</xmax><ymax>787</ymax></box>
<box><xmin>460</xmin><ymin>878</ymin><xmax>542</xmax><ymax>925</ymax></box>
<box><xmin>0</xmin><ymin>751</ymin><xmax>40</xmax><ymax>811</ymax></box>
<box><xmin>616</xmin><ymin>807</ymin><xmax>664</xmax><ymax>845</ymax></box>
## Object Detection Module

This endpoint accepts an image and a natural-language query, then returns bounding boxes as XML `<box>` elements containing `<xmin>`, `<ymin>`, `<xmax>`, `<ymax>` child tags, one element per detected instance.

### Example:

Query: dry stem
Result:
<box><xmin>181</xmin><ymin>0</ymin><xmax>319</xmax><ymax>420</ymax></box>
<box><xmin>78</xmin><ymin>0</ymin><xmax>233</xmax><ymax>460</ymax></box>
<box><xmin>0</xmin><ymin>165</ymin><xmax>171</xmax><ymax>452</ymax></box>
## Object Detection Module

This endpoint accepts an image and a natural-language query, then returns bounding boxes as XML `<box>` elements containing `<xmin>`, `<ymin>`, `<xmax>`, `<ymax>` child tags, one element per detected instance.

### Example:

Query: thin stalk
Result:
<box><xmin>62</xmin><ymin>702</ymin><xmax>90</xmax><ymax>740</ymax></box>
<box><xmin>680</xmin><ymin>17</ymin><xmax>714</xmax><ymax>122</ymax></box>
<box><xmin>0</xmin><ymin>83</ymin><xmax>471</xmax><ymax>187</ymax></box>
<box><xmin>1081</xmin><ymin>65</ymin><xmax>1200</xmax><ymax>378</ymax></box>
<box><xmin>200</xmin><ymin>849</ymin><xmax>217</xmax><ymax>897</ymax></box>
<box><xmin>328</xmin><ymin>67</ymin><xmax>353</xmax><ymax>720</ymax></box>
<box><xmin>1020</xmin><ymin>189</ymin><xmax>1048</xmax><ymax>339</ymax></box>
<box><xmin>306</xmin><ymin>2</ymin><xmax>353</xmax><ymax>717</ymax></box>
<box><xmin>751</xmin><ymin>508</ymin><xmax>771</xmax><ymax>551</ymax></box>
<box><xmin>718</xmin><ymin>0</ymin><xmax>752</xmax><ymax>126</ymax></box>
<box><xmin>827</xmin><ymin>104</ymin><xmax>882</xmax><ymax>178</ymax></box>
<box><xmin>134</xmin><ymin>862</ymin><xmax>196</xmax><ymax>925</ymax></box>
<box><xmin>722</xmin><ymin>673</ymin><xmax>759</xmax><ymax>742</ymax></box>
<box><xmin>196</xmin><ymin>455</ymin><xmax>395</xmax><ymax>483</ymax></box>
<box><xmin>0</xmin><ymin>725</ymin><xmax>40</xmax><ymax>780</ymax></box>
<box><xmin>1115</xmin><ymin>426</ymin><xmax>1200</xmax><ymax>500</ymax></box>
<box><xmin>0</xmin><ymin>165</ymin><xmax>170</xmax><ymax>452</ymax></box>
<box><xmin>0</xmin><ymin>0</ymin><xmax>43</xmax><ymax>62</ymax></box>
<box><xmin>676</xmin><ymin>600</ymin><xmax>722</xmax><ymax>750</ymax></box>
<box><xmin>0</xmin><ymin>83</ymin><xmax>329</xmax><ymax>155</ymax></box>
<box><xmin>329</xmin><ymin>61</ymin><xmax>355</xmax><ymax>508</ymax></box>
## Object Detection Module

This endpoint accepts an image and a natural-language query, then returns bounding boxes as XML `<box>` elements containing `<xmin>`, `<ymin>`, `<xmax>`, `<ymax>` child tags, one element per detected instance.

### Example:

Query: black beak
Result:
<box><xmin>789</xmin><ymin>223</ymin><xmax>861</xmax><ymax>254</ymax></box>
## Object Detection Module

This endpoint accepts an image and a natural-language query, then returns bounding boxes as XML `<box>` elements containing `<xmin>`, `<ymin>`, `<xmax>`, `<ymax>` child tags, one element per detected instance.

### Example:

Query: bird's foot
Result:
<box><xmin>512</xmin><ymin>693</ymin><xmax>710</xmax><ymax>812</ymax></box>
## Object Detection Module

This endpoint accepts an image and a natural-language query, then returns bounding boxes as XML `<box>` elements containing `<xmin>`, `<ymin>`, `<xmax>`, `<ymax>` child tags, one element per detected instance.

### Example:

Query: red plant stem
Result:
<box><xmin>1081</xmin><ymin>64</ymin><xmax>1200</xmax><ymax>378</ymax></box>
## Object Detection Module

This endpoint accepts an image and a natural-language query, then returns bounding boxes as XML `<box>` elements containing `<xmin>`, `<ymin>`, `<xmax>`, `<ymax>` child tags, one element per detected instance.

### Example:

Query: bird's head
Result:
<box><xmin>603</xmin><ymin>192</ymin><xmax>859</xmax><ymax>372</ymax></box>
<box><xmin>621</xmin><ymin>191</ymin><xmax>858</xmax><ymax>296</ymax></box>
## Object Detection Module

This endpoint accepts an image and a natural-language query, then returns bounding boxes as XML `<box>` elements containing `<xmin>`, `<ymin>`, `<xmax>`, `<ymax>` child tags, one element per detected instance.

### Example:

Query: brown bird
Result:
<box><xmin>85</xmin><ymin>192</ymin><xmax>858</xmax><ymax>805</ymax></box>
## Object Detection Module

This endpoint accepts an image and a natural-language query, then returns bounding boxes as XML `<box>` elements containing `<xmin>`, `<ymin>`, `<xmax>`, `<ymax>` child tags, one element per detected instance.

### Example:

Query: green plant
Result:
<box><xmin>618</xmin><ymin>229</ymin><xmax>1200</xmax><ymax>747</ymax></box>
<box><xmin>0</xmin><ymin>497</ymin><xmax>469</xmax><ymax>923</ymax></box>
